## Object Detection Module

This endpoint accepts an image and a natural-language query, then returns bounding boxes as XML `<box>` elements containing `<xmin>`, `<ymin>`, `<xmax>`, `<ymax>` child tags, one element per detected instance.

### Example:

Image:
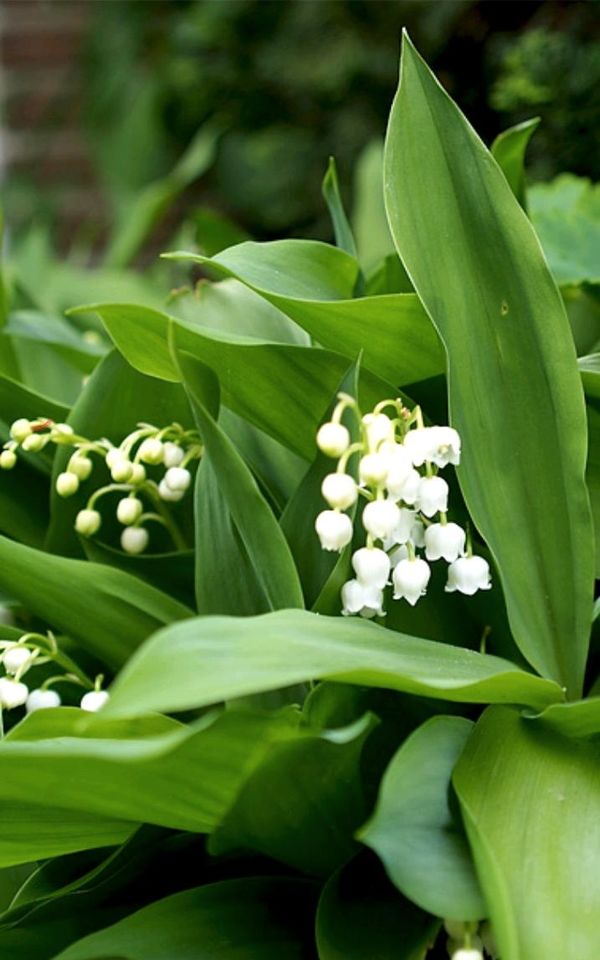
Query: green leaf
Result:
<box><xmin>174</xmin><ymin>350</ymin><xmax>304</xmax><ymax>611</ymax></box>
<box><xmin>5</xmin><ymin>311</ymin><xmax>105</xmax><ymax>373</ymax></box>
<box><xmin>0</xmin><ymin>535</ymin><xmax>191</xmax><ymax>669</ymax></box>
<box><xmin>316</xmin><ymin>853</ymin><xmax>438</xmax><ymax>960</ymax></box>
<box><xmin>531</xmin><ymin>697</ymin><xmax>600</xmax><ymax>738</ymax></box>
<box><xmin>491</xmin><ymin>118</ymin><xmax>540</xmax><ymax>208</ymax></box>
<box><xmin>50</xmin><ymin>877</ymin><xmax>318</xmax><ymax>960</ymax></box>
<box><xmin>579</xmin><ymin>353</ymin><xmax>600</xmax><ymax>400</ymax></box>
<box><xmin>0</xmin><ymin>707</ymin><xmax>303</xmax><ymax>868</ymax></box>
<box><xmin>385</xmin><ymin>34</ymin><xmax>594</xmax><ymax>695</ymax></box>
<box><xmin>104</xmin><ymin>609</ymin><xmax>562</xmax><ymax>719</ymax></box>
<box><xmin>453</xmin><ymin>706</ymin><xmax>600</xmax><ymax>960</ymax></box>
<box><xmin>166</xmin><ymin>243</ymin><xmax>444</xmax><ymax>388</ymax></box>
<box><xmin>360</xmin><ymin>716</ymin><xmax>485</xmax><ymax>920</ymax></box>
<box><xmin>322</xmin><ymin>157</ymin><xmax>358</xmax><ymax>258</ymax></box>
<box><xmin>528</xmin><ymin>174</ymin><xmax>600</xmax><ymax>286</ymax></box>
<box><xmin>209</xmin><ymin>715</ymin><xmax>373</xmax><ymax>876</ymax></box>
<box><xmin>351</xmin><ymin>140</ymin><xmax>396</xmax><ymax>274</ymax></box>
<box><xmin>585</xmin><ymin>401</ymin><xmax>600</xmax><ymax>575</ymax></box>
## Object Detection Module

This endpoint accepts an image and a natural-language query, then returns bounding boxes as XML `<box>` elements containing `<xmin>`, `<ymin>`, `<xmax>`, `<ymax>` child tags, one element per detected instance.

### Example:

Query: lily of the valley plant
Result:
<box><xmin>0</xmin><ymin>33</ymin><xmax>597</xmax><ymax>960</ymax></box>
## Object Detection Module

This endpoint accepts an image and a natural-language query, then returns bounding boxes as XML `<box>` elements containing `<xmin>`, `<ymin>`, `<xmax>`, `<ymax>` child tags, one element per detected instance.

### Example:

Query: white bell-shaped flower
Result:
<box><xmin>80</xmin><ymin>690</ymin><xmax>110</xmax><ymax>712</ymax></box>
<box><xmin>388</xmin><ymin>544</ymin><xmax>409</xmax><ymax>567</ymax></box>
<box><xmin>429</xmin><ymin>426</ymin><xmax>461</xmax><ymax>467</ymax></box>
<box><xmin>392</xmin><ymin>557</ymin><xmax>431</xmax><ymax>605</ymax></box>
<box><xmin>75</xmin><ymin>509</ymin><xmax>101</xmax><ymax>537</ymax></box>
<box><xmin>358</xmin><ymin>453</ymin><xmax>388</xmax><ymax>486</ymax></box>
<box><xmin>316</xmin><ymin>422</ymin><xmax>350</xmax><ymax>457</ymax></box>
<box><xmin>158</xmin><ymin>478</ymin><xmax>184</xmax><ymax>503</ymax></box>
<box><xmin>163</xmin><ymin>441</ymin><xmax>185</xmax><ymax>467</ymax></box>
<box><xmin>398</xmin><ymin>468</ymin><xmax>421</xmax><ymax>505</ymax></box>
<box><xmin>321</xmin><ymin>473</ymin><xmax>358</xmax><ymax>510</ymax></box>
<box><xmin>2</xmin><ymin>646</ymin><xmax>32</xmax><ymax>675</ymax></box>
<box><xmin>410</xmin><ymin>519</ymin><xmax>426</xmax><ymax>547</ymax></box>
<box><xmin>0</xmin><ymin>677</ymin><xmax>29</xmax><ymax>709</ymax></box>
<box><xmin>425</xmin><ymin>522</ymin><xmax>466</xmax><ymax>562</ymax></box>
<box><xmin>121</xmin><ymin>526</ymin><xmax>149</xmax><ymax>555</ymax></box>
<box><xmin>352</xmin><ymin>547</ymin><xmax>390</xmax><ymax>588</ymax></box>
<box><xmin>450</xmin><ymin>950</ymin><xmax>483</xmax><ymax>960</ymax></box>
<box><xmin>385</xmin><ymin>507</ymin><xmax>417</xmax><ymax>547</ymax></box>
<box><xmin>417</xmin><ymin>475</ymin><xmax>449</xmax><ymax>517</ymax></box>
<box><xmin>445</xmin><ymin>556</ymin><xmax>491</xmax><ymax>595</ymax></box>
<box><xmin>56</xmin><ymin>472</ymin><xmax>80</xmax><ymax>497</ymax></box>
<box><xmin>315</xmin><ymin>510</ymin><xmax>353</xmax><ymax>552</ymax></box>
<box><xmin>380</xmin><ymin>442</ymin><xmax>412</xmax><ymax>498</ymax></box>
<box><xmin>26</xmin><ymin>688</ymin><xmax>61</xmax><ymax>712</ymax></box>
<box><xmin>164</xmin><ymin>466</ymin><xmax>192</xmax><ymax>493</ymax></box>
<box><xmin>362</xmin><ymin>413</ymin><xmax>394</xmax><ymax>450</ymax></box>
<box><xmin>403</xmin><ymin>427</ymin><xmax>438</xmax><ymax>466</ymax></box>
<box><xmin>341</xmin><ymin>579</ymin><xmax>385</xmax><ymax>618</ymax></box>
<box><xmin>362</xmin><ymin>499</ymin><xmax>401</xmax><ymax>540</ymax></box>
<box><xmin>117</xmin><ymin>497</ymin><xmax>143</xmax><ymax>526</ymax></box>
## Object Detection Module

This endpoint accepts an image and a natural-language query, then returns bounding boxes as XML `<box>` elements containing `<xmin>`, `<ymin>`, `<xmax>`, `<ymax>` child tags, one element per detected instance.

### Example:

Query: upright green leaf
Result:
<box><xmin>322</xmin><ymin>157</ymin><xmax>358</xmax><ymax>258</ymax></box>
<box><xmin>104</xmin><ymin>610</ymin><xmax>562</xmax><ymax>719</ymax></box>
<box><xmin>454</xmin><ymin>706</ymin><xmax>600</xmax><ymax>960</ymax></box>
<box><xmin>384</xmin><ymin>35</ymin><xmax>594</xmax><ymax>695</ymax></box>
<box><xmin>491</xmin><ymin>118</ymin><xmax>540</xmax><ymax>208</ymax></box>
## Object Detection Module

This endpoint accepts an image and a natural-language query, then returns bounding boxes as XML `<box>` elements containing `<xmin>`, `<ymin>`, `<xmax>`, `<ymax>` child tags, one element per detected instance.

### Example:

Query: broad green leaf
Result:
<box><xmin>585</xmin><ymin>402</ymin><xmax>600</xmax><ymax>575</ymax></box>
<box><xmin>209</xmin><ymin>715</ymin><xmax>373</xmax><ymax>876</ymax></box>
<box><xmin>0</xmin><ymin>374</ymin><xmax>69</xmax><ymax>432</ymax></box>
<box><xmin>81</xmin><ymin>302</ymin><xmax>399</xmax><ymax>460</ymax></box>
<box><xmin>167</xmin><ymin>243</ymin><xmax>444</xmax><ymax>387</ymax></box>
<box><xmin>5</xmin><ymin>311</ymin><xmax>105</xmax><ymax>373</ymax></box>
<box><xmin>491</xmin><ymin>118</ymin><xmax>540</xmax><ymax>208</ymax></box>
<box><xmin>360</xmin><ymin>716</ymin><xmax>485</xmax><ymax>920</ymax></box>
<box><xmin>351</xmin><ymin>140</ymin><xmax>396</xmax><ymax>274</ymax></box>
<box><xmin>316</xmin><ymin>853</ymin><xmax>438</xmax><ymax>960</ymax></box>
<box><xmin>579</xmin><ymin>353</ymin><xmax>600</xmax><ymax>399</ymax></box>
<box><xmin>174</xmin><ymin>350</ymin><xmax>304</xmax><ymax>611</ymax></box>
<box><xmin>454</xmin><ymin>706</ymin><xmax>600</xmax><ymax>960</ymax></box>
<box><xmin>528</xmin><ymin>174</ymin><xmax>600</xmax><ymax>286</ymax></box>
<box><xmin>0</xmin><ymin>535</ymin><xmax>191</xmax><ymax>669</ymax></box>
<box><xmin>322</xmin><ymin>157</ymin><xmax>358</xmax><ymax>258</ymax></box>
<box><xmin>104</xmin><ymin>610</ymin><xmax>562</xmax><ymax>719</ymax></box>
<box><xmin>51</xmin><ymin>877</ymin><xmax>318</xmax><ymax>960</ymax></box>
<box><xmin>385</xmin><ymin>35</ymin><xmax>594</xmax><ymax>695</ymax></box>
<box><xmin>0</xmin><ymin>707</ymin><xmax>302</xmax><ymax>868</ymax></box>
<box><xmin>82</xmin><ymin>541</ymin><xmax>196</xmax><ymax>610</ymax></box>
<box><xmin>532</xmin><ymin>697</ymin><xmax>600</xmax><ymax>738</ymax></box>
<box><xmin>0</xmin><ymin>462</ymin><xmax>50</xmax><ymax>547</ymax></box>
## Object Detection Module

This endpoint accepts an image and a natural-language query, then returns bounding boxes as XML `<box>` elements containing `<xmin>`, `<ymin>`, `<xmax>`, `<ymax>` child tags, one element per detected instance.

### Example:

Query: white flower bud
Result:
<box><xmin>163</xmin><ymin>441</ymin><xmax>185</xmax><ymax>467</ymax></box>
<box><xmin>316</xmin><ymin>422</ymin><xmax>350</xmax><ymax>457</ymax></box>
<box><xmin>137</xmin><ymin>437</ymin><xmax>164</xmax><ymax>464</ymax></box>
<box><xmin>75</xmin><ymin>509</ymin><xmax>101</xmax><ymax>537</ymax></box>
<box><xmin>10</xmin><ymin>419</ymin><xmax>32</xmax><ymax>443</ymax></box>
<box><xmin>2</xmin><ymin>646</ymin><xmax>32</xmax><ymax>675</ymax></box>
<box><xmin>383</xmin><ymin>507</ymin><xmax>416</xmax><ymax>548</ymax></box>
<box><xmin>164</xmin><ymin>466</ymin><xmax>191</xmax><ymax>493</ymax></box>
<box><xmin>26</xmin><ymin>688</ymin><xmax>61</xmax><ymax>712</ymax></box>
<box><xmin>359</xmin><ymin>453</ymin><xmax>388</xmax><ymax>486</ymax></box>
<box><xmin>321</xmin><ymin>473</ymin><xmax>358</xmax><ymax>510</ymax></box>
<box><xmin>341</xmin><ymin>579</ymin><xmax>385</xmax><ymax>618</ymax></box>
<box><xmin>53</xmin><ymin>423</ymin><xmax>74</xmax><ymax>436</ymax></box>
<box><xmin>362</xmin><ymin>499</ymin><xmax>401</xmax><ymax>540</ymax></box>
<box><xmin>429</xmin><ymin>426</ymin><xmax>461</xmax><ymax>467</ymax></box>
<box><xmin>425</xmin><ymin>522</ymin><xmax>466</xmax><ymax>562</ymax></box>
<box><xmin>129</xmin><ymin>463</ymin><xmax>146</xmax><ymax>484</ymax></box>
<box><xmin>117</xmin><ymin>497</ymin><xmax>143</xmax><ymax>526</ymax></box>
<box><xmin>56</xmin><ymin>472</ymin><xmax>80</xmax><ymax>497</ymax></box>
<box><xmin>22</xmin><ymin>433</ymin><xmax>45</xmax><ymax>452</ymax></box>
<box><xmin>450</xmin><ymin>950</ymin><xmax>483</xmax><ymax>960</ymax></box>
<box><xmin>417</xmin><ymin>475</ymin><xmax>448</xmax><ymax>517</ymax></box>
<box><xmin>381</xmin><ymin>443</ymin><xmax>412</xmax><ymax>497</ymax></box>
<box><xmin>352</xmin><ymin>547</ymin><xmax>390</xmax><ymax>588</ymax></box>
<box><xmin>403</xmin><ymin>427</ymin><xmax>439</xmax><ymax>466</ymax></box>
<box><xmin>121</xmin><ymin>526</ymin><xmax>149</xmax><ymax>555</ymax></box>
<box><xmin>0</xmin><ymin>677</ymin><xmax>29</xmax><ymax>709</ymax></box>
<box><xmin>315</xmin><ymin>510</ymin><xmax>353</xmax><ymax>552</ymax></box>
<box><xmin>445</xmin><ymin>556</ymin><xmax>491</xmax><ymax>595</ymax></box>
<box><xmin>362</xmin><ymin>413</ymin><xmax>394</xmax><ymax>450</ymax></box>
<box><xmin>0</xmin><ymin>449</ymin><xmax>17</xmax><ymax>469</ymax></box>
<box><xmin>80</xmin><ymin>689</ymin><xmax>110</xmax><ymax>712</ymax></box>
<box><xmin>110</xmin><ymin>455</ymin><xmax>133</xmax><ymax>483</ymax></box>
<box><xmin>392</xmin><ymin>557</ymin><xmax>431</xmax><ymax>605</ymax></box>
<box><xmin>69</xmin><ymin>455</ymin><xmax>93</xmax><ymax>480</ymax></box>
<box><xmin>105</xmin><ymin>448</ymin><xmax>122</xmax><ymax>469</ymax></box>
<box><xmin>158</xmin><ymin>478</ymin><xmax>184</xmax><ymax>502</ymax></box>
<box><xmin>398</xmin><ymin>468</ymin><xmax>421</xmax><ymax>505</ymax></box>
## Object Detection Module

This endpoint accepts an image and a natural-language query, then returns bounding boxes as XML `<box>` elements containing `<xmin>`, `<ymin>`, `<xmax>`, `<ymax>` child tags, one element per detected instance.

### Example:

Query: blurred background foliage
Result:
<box><xmin>2</xmin><ymin>0</ymin><xmax>599</xmax><ymax>251</ymax></box>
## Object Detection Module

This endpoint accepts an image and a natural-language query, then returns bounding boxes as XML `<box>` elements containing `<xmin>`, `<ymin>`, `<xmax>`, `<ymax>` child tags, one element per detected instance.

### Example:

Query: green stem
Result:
<box><xmin>143</xmin><ymin>485</ymin><xmax>188</xmax><ymax>550</ymax></box>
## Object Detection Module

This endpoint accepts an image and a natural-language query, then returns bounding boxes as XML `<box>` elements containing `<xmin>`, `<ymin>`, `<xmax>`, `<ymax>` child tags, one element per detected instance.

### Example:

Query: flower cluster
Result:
<box><xmin>315</xmin><ymin>395</ymin><xmax>491</xmax><ymax>618</ymax></box>
<box><xmin>2</xmin><ymin>418</ymin><xmax>202</xmax><ymax>554</ymax></box>
<box><xmin>0</xmin><ymin>631</ymin><xmax>109</xmax><ymax>719</ymax></box>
